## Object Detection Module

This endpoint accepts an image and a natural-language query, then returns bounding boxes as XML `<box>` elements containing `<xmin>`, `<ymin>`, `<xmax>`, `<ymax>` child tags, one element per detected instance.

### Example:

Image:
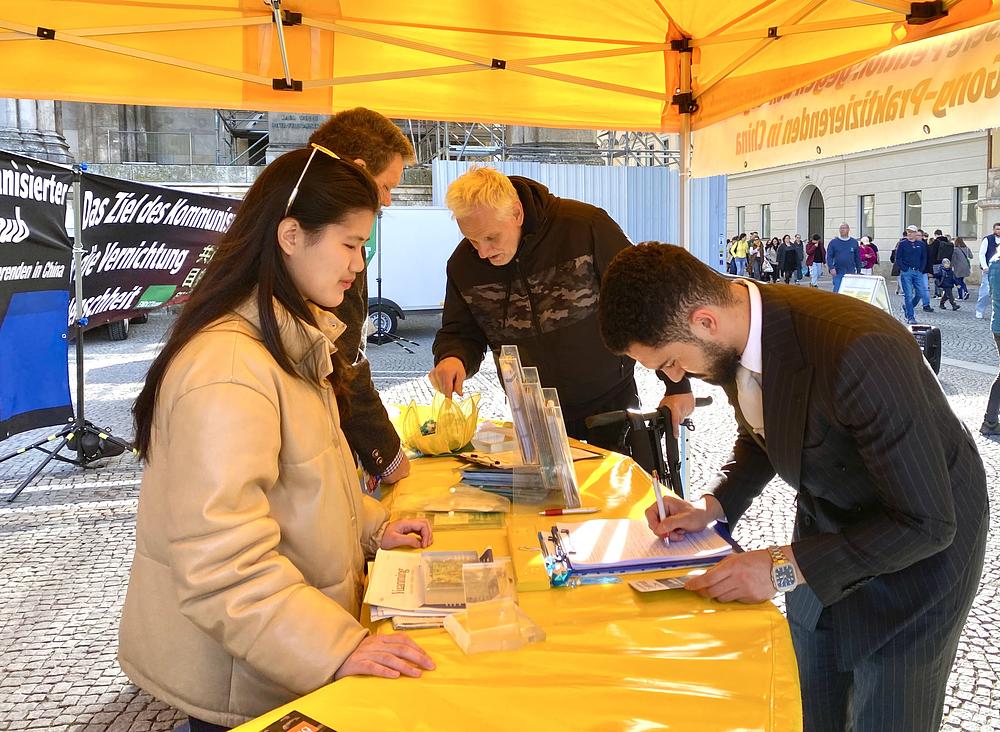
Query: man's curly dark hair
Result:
<box><xmin>599</xmin><ymin>242</ymin><xmax>735</xmax><ymax>354</ymax></box>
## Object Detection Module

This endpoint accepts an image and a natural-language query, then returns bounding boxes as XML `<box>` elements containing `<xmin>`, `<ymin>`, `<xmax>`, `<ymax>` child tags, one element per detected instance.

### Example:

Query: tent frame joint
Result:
<box><xmin>272</xmin><ymin>78</ymin><xmax>303</xmax><ymax>91</ymax></box>
<box><xmin>669</xmin><ymin>38</ymin><xmax>692</xmax><ymax>53</ymax></box>
<box><xmin>280</xmin><ymin>10</ymin><xmax>302</xmax><ymax>26</ymax></box>
<box><xmin>907</xmin><ymin>1</ymin><xmax>947</xmax><ymax>24</ymax></box>
<box><xmin>491</xmin><ymin>58</ymin><xmax>507</xmax><ymax>69</ymax></box>
<box><xmin>768</xmin><ymin>26</ymin><xmax>779</xmax><ymax>38</ymax></box>
<box><xmin>36</xmin><ymin>27</ymin><xmax>55</xmax><ymax>40</ymax></box>
<box><xmin>672</xmin><ymin>91</ymin><xmax>698</xmax><ymax>115</ymax></box>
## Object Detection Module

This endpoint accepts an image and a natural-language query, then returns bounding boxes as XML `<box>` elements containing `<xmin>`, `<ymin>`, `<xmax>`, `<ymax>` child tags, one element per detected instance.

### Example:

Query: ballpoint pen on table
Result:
<box><xmin>538</xmin><ymin>507</ymin><xmax>600</xmax><ymax>516</ymax></box>
<box><xmin>651</xmin><ymin>470</ymin><xmax>669</xmax><ymax>545</ymax></box>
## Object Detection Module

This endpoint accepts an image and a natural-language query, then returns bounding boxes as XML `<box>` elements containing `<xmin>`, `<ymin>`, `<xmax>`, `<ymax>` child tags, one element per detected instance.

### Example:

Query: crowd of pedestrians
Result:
<box><xmin>726</xmin><ymin>223</ymin><xmax>867</xmax><ymax>292</ymax></box>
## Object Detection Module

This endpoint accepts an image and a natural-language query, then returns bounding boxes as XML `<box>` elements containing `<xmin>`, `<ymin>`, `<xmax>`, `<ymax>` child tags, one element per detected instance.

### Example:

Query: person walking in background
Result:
<box><xmin>763</xmin><ymin>237</ymin><xmax>779</xmax><ymax>282</ymax></box>
<box><xmin>748</xmin><ymin>236</ymin><xmax>763</xmax><ymax>280</ymax></box>
<box><xmin>859</xmin><ymin>236</ymin><xmax>878</xmax><ymax>275</ymax></box>
<box><xmin>982</xmin><ymin>247</ymin><xmax>1000</xmax><ymax>436</ymax></box>
<box><xmin>897</xmin><ymin>225</ymin><xmax>933</xmax><ymax>325</ymax></box>
<box><xmin>953</xmin><ymin>237</ymin><xmax>973</xmax><ymax>300</ymax></box>
<box><xmin>778</xmin><ymin>235</ymin><xmax>795</xmax><ymax>284</ymax></box>
<box><xmin>938</xmin><ymin>259</ymin><xmax>960</xmax><ymax>311</ymax></box>
<box><xmin>827</xmin><ymin>222</ymin><xmax>861</xmax><ymax>293</ymax></box>
<box><xmin>929</xmin><ymin>230</ymin><xmax>947</xmax><ymax>298</ymax></box>
<box><xmin>793</xmin><ymin>234</ymin><xmax>806</xmax><ymax>282</ymax></box>
<box><xmin>806</xmin><ymin>234</ymin><xmax>825</xmax><ymax>287</ymax></box>
<box><xmin>730</xmin><ymin>234</ymin><xmax>749</xmax><ymax>277</ymax></box>
<box><xmin>976</xmin><ymin>222</ymin><xmax>1000</xmax><ymax>319</ymax></box>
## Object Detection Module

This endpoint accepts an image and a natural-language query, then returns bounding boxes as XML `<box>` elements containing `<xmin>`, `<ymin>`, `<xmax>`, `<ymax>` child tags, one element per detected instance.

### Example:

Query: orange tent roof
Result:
<box><xmin>1</xmin><ymin>1</ymin><xmax>996</xmax><ymax>131</ymax></box>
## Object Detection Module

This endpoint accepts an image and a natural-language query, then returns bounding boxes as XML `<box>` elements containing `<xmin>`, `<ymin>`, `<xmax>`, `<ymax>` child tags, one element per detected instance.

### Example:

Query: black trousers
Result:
<box><xmin>939</xmin><ymin>287</ymin><xmax>957</xmax><ymax>308</ymax></box>
<box><xmin>986</xmin><ymin>333</ymin><xmax>1000</xmax><ymax>423</ymax></box>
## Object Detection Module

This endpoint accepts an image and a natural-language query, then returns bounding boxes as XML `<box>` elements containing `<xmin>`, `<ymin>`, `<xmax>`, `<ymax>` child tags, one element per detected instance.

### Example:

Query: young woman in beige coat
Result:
<box><xmin>120</xmin><ymin>146</ymin><xmax>435</xmax><ymax>731</ymax></box>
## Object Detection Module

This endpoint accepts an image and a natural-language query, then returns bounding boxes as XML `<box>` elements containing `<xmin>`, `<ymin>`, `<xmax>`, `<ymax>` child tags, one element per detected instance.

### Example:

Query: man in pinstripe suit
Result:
<box><xmin>598</xmin><ymin>243</ymin><xmax>989</xmax><ymax>731</ymax></box>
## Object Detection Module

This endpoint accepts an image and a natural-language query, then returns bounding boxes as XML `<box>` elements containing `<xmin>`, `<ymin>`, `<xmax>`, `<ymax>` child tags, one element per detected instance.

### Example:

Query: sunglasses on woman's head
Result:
<box><xmin>285</xmin><ymin>143</ymin><xmax>341</xmax><ymax>217</ymax></box>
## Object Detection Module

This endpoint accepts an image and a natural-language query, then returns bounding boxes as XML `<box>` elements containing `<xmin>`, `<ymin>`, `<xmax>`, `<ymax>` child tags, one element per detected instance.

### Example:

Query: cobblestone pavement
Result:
<box><xmin>1</xmin><ymin>279</ymin><xmax>998</xmax><ymax>731</ymax></box>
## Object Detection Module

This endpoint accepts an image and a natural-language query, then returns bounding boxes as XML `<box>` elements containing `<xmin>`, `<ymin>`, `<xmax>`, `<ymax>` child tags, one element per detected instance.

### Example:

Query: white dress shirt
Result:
<box><xmin>736</xmin><ymin>279</ymin><xmax>765</xmax><ymax>439</ymax></box>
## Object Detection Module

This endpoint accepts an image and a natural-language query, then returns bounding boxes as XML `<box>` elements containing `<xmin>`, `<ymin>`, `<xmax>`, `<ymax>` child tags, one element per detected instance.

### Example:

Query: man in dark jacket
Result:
<box><xmin>429</xmin><ymin>167</ymin><xmax>692</xmax><ymax>464</ymax></box>
<box><xmin>599</xmin><ymin>243</ymin><xmax>987</xmax><ymax>732</ymax></box>
<box><xmin>310</xmin><ymin>108</ymin><xmax>415</xmax><ymax>486</ymax></box>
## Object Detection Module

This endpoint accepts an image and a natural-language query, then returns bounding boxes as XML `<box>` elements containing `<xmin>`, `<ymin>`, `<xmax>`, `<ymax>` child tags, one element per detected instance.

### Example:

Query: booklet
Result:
<box><xmin>553</xmin><ymin>519</ymin><xmax>735</xmax><ymax>572</ymax></box>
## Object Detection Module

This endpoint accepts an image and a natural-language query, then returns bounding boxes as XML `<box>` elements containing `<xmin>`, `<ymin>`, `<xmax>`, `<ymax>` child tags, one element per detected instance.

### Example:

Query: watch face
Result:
<box><xmin>774</xmin><ymin>564</ymin><xmax>797</xmax><ymax>590</ymax></box>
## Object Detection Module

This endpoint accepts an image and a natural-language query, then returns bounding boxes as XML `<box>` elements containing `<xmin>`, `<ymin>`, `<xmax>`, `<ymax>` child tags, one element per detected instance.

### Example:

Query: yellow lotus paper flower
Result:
<box><xmin>402</xmin><ymin>393</ymin><xmax>480</xmax><ymax>456</ymax></box>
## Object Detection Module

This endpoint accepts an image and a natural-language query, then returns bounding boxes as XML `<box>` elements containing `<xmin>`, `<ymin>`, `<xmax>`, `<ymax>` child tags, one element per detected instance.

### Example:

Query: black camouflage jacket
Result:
<box><xmin>433</xmin><ymin>177</ymin><xmax>687</xmax><ymax>422</ymax></box>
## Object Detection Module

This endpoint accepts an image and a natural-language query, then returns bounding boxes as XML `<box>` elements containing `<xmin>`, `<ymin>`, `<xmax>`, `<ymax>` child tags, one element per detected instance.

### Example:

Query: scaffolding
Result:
<box><xmin>210</xmin><ymin>112</ymin><xmax>679</xmax><ymax>168</ymax></box>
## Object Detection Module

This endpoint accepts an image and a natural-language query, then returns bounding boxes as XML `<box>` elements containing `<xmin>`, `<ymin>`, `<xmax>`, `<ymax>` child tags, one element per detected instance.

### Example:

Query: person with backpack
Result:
<box><xmin>952</xmin><ymin>237</ymin><xmax>973</xmax><ymax>300</ymax></box>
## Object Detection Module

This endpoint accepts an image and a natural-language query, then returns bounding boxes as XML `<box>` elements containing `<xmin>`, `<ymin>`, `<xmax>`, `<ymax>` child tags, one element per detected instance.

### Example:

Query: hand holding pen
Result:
<box><xmin>645</xmin><ymin>482</ymin><xmax>723</xmax><ymax>544</ymax></box>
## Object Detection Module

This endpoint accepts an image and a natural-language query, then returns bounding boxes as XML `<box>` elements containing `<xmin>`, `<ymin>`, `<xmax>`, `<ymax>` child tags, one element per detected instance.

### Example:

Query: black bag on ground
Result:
<box><xmin>909</xmin><ymin>324</ymin><xmax>941</xmax><ymax>374</ymax></box>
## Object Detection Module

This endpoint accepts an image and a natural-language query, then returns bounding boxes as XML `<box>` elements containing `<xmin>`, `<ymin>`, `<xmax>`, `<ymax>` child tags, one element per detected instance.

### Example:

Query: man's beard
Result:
<box><xmin>691</xmin><ymin>340</ymin><xmax>742</xmax><ymax>386</ymax></box>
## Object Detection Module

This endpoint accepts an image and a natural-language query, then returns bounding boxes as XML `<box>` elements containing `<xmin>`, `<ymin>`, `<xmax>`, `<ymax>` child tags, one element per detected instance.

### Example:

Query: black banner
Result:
<box><xmin>77</xmin><ymin>174</ymin><xmax>239</xmax><ymax>330</ymax></box>
<box><xmin>0</xmin><ymin>151</ymin><xmax>74</xmax><ymax>439</ymax></box>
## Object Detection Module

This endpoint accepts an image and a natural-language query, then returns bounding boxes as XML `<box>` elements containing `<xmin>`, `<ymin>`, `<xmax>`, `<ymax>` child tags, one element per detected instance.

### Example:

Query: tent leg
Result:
<box><xmin>678</xmin><ymin>49</ymin><xmax>692</xmax><ymax>250</ymax></box>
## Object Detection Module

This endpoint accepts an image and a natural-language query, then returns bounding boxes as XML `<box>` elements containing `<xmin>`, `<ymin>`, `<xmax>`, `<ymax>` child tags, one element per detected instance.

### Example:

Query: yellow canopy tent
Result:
<box><xmin>2</xmin><ymin>0</ymin><xmax>997</xmax><ymax>240</ymax></box>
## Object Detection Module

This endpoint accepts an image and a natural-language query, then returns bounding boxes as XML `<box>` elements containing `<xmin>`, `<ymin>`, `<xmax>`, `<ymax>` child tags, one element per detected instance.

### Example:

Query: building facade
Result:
<box><xmin>727</xmin><ymin>131</ymin><xmax>998</xmax><ymax>281</ymax></box>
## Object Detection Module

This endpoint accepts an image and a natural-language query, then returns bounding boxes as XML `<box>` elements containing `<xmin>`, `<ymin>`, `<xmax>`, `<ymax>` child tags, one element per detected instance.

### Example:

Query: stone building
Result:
<box><xmin>727</xmin><ymin>130</ymin><xmax>1000</xmax><ymax>282</ymax></box>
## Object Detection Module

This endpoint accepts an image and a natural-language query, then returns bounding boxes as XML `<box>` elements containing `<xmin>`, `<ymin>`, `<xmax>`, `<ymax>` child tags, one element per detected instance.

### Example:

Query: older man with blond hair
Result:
<box><xmin>429</xmin><ymin>167</ymin><xmax>692</xmax><ymax>467</ymax></box>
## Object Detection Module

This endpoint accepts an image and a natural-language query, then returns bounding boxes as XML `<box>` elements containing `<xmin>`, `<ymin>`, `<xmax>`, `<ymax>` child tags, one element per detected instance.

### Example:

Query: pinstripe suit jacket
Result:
<box><xmin>708</xmin><ymin>284</ymin><xmax>989</xmax><ymax>670</ymax></box>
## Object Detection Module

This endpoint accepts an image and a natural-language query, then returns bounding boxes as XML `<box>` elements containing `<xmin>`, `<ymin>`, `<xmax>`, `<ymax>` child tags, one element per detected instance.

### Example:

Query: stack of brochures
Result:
<box><xmin>457</xmin><ymin>446</ymin><xmax>601</xmax><ymax>498</ymax></box>
<box><xmin>364</xmin><ymin>549</ymin><xmax>478</xmax><ymax>630</ymax></box>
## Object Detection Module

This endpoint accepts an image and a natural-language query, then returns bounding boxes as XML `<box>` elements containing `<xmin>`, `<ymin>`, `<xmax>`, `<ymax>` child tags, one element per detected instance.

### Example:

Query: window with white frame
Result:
<box><xmin>859</xmin><ymin>194</ymin><xmax>875</xmax><ymax>240</ymax></box>
<box><xmin>736</xmin><ymin>206</ymin><xmax>746</xmax><ymax>236</ymax></box>
<box><xmin>956</xmin><ymin>186</ymin><xmax>979</xmax><ymax>239</ymax></box>
<box><xmin>903</xmin><ymin>191</ymin><xmax>922</xmax><ymax>230</ymax></box>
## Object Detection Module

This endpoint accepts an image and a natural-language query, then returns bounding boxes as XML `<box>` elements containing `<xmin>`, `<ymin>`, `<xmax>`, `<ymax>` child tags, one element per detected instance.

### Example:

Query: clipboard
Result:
<box><xmin>538</xmin><ymin>521</ymin><xmax>741</xmax><ymax>587</ymax></box>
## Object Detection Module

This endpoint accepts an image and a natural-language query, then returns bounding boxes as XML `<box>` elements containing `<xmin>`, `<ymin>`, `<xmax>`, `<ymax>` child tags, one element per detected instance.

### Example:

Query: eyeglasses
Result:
<box><xmin>285</xmin><ymin>142</ymin><xmax>341</xmax><ymax>217</ymax></box>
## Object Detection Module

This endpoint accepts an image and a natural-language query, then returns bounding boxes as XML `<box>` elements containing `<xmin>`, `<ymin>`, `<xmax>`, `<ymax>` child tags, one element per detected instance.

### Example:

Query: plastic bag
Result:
<box><xmin>402</xmin><ymin>393</ymin><xmax>480</xmax><ymax>456</ymax></box>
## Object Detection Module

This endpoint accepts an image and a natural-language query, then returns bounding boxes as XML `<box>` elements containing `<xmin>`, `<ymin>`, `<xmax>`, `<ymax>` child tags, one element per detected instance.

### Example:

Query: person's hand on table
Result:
<box><xmin>380</xmin><ymin>518</ymin><xmax>433</xmax><ymax>549</ymax></box>
<box><xmin>428</xmin><ymin>357</ymin><xmax>466</xmax><ymax>397</ymax></box>
<box><xmin>658</xmin><ymin>391</ymin><xmax>695</xmax><ymax>439</ymax></box>
<box><xmin>381</xmin><ymin>452</ymin><xmax>410</xmax><ymax>485</ymax></box>
<box><xmin>685</xmin><ymin>546</ymin><xmax>801</xmax><ymax>604</ymax></box>
<box><xmin>334</xmin><ymin>634</ymin><xmax>435</xmax><ymax>680</ymax></box>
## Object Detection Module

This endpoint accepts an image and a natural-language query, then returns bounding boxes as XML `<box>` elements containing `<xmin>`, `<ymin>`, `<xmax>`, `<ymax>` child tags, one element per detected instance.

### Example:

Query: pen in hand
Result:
<box><xmin>651</xmin><ymin>470</ymin><xmax>669</xmax><ymax>545</ymax></box>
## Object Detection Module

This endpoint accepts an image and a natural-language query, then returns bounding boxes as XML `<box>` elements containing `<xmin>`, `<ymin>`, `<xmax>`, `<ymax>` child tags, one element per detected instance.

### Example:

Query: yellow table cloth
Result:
<box><xmin>234</xmin><ymin>450</ymin><xmax>802</xmax><ymax>732</ymax></box>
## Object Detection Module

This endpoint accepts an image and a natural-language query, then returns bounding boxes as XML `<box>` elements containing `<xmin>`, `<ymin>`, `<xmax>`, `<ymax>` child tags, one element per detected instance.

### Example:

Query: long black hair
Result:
<box><xmin>132</xmin><ymin>148</ymin><xmax>380</xmax><ymax>459</ymax></box>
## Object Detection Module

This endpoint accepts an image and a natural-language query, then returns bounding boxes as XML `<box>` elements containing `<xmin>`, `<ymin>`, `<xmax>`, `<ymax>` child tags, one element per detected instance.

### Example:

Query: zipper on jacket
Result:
<box><xmin>514</xmin><ymin>256</ymin><xmax>544</xmax><ymax>339</ymax></box>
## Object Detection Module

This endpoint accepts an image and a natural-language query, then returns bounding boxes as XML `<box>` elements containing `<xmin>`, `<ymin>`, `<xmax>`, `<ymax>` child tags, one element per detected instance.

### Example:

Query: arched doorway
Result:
<box><xmin>797</xmin><ymin>185</ymin><xmax>825</xmax><ymax>241</ymax></box>
<box><xmin>808</xmin><ymin>188</ymin><xmax>825</xmax><ymax>241</ymax></box>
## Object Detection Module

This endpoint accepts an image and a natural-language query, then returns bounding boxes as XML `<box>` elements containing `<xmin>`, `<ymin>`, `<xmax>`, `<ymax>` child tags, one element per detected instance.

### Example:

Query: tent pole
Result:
<box><xmin>678</xmin><ymin>47</ymin><xmax>692</xmax><ymax>249</ymax></box>
<box><xmin>270</xmin><ymin>1</ymin><xmax>293</xmax><ymax>87</ymax></box>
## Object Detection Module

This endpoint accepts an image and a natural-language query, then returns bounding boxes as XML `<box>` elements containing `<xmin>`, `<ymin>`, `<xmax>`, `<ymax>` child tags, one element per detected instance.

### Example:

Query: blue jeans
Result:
<box><xmin>735</xmin><ymin>257</ymin><xmax>747</xmax><ymax>276</ymax></box>
<box><xmin>956</xmin><ymin>277</ymin><xmax>968</xmax><ymax>299</ymax></box>
<box><xmin>977</xmin><ymin>271</ymin><xmax>991</xmax><ymax>317</ymax></box>
<box><xmin>810</xmin><ymin>262</ymin><xmax>823</xmax><ymax>285</ymax></box>
<box><xmin>832</xmin><ymin>273</ymin><xmax>844</xmax><ymax>293</ymax></box>
<box><xmin>900</xmin><ymin>269</ymin><xmax>930</xmax><ymax>320</ymax></box>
